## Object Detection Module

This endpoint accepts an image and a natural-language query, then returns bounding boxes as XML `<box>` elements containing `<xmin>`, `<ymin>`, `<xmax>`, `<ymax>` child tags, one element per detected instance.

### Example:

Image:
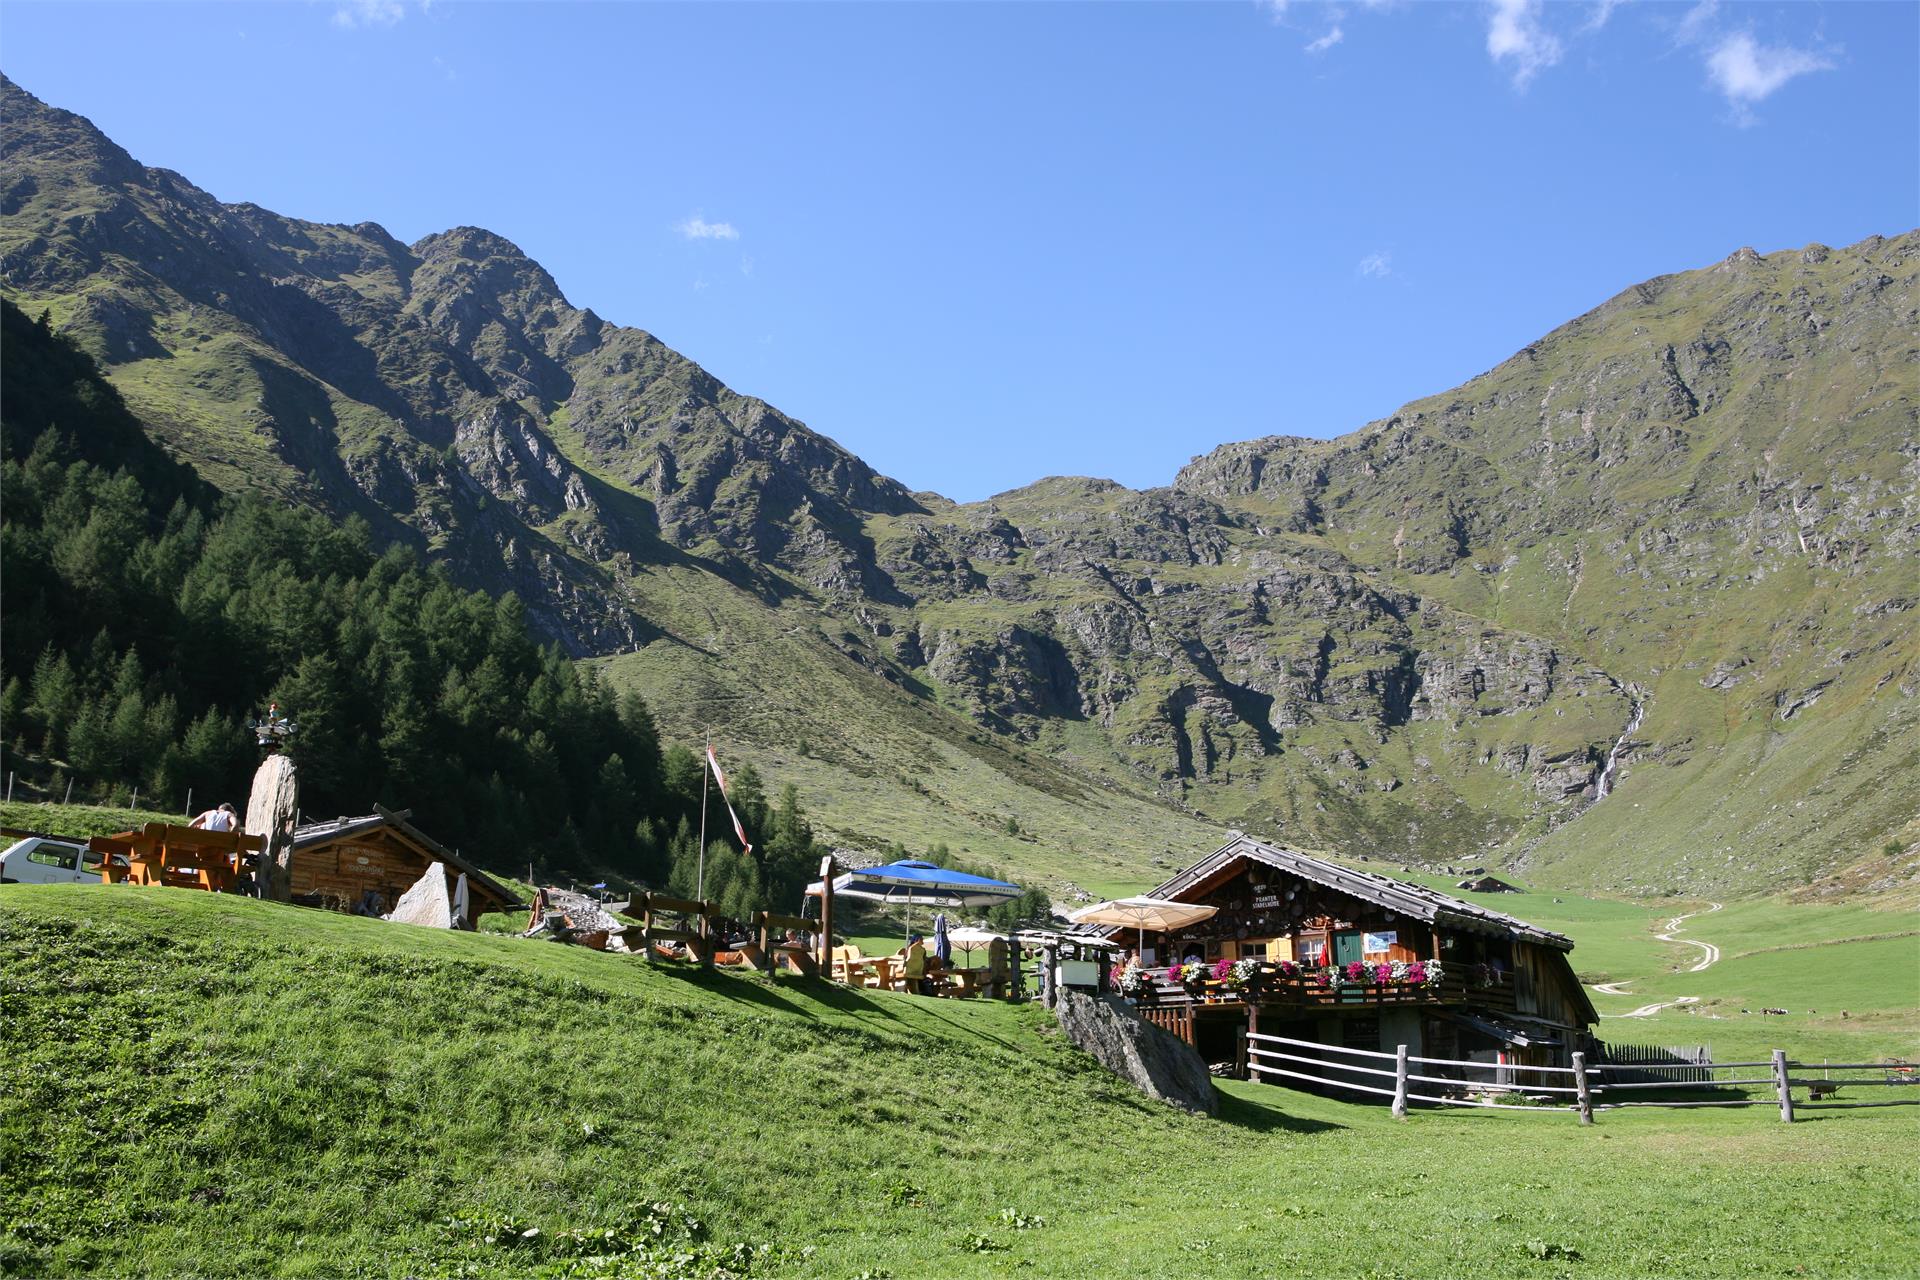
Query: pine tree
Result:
<box><xmin>26</xmin><ymin>647</ymin><xmax>78</xmax><ymax>754</ymax></box>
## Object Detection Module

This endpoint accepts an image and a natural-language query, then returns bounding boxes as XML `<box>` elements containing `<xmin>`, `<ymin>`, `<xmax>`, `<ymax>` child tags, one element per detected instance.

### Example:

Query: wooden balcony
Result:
<box><xmin>1134</xmin><ymin>969</ymin><xmax>1518</xmax><ymax>1015</ymax></box>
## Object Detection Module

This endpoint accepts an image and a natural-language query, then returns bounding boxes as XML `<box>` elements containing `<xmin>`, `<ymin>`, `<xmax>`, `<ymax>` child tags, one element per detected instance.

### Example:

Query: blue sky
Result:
<box><xmin>5</xmin><ymin>1</ymin><xmax>1915</xmax><ymax>502</ymax></box>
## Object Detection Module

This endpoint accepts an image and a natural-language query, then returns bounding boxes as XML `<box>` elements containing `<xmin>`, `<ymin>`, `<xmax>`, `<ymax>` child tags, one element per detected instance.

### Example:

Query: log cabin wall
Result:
<box><xmin>1514</xmin><ymin>942</ymin><xmax>1587</xmax><ymax>1028</ymax></box>
<box><xmin>1157</xmin><ymin>861</ymin><xmax>1440</xmax><ymax>966</ymax></box>
<box><xmin>289</xmin><ymin>829</ymin><xmax>508</xmax><ymax>924</ymax></box>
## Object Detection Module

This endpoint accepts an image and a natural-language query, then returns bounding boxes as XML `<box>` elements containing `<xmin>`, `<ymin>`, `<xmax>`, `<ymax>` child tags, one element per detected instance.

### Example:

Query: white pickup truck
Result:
<box><xmin>0</xmin><ymin>836</ymin><xmax>107</xmax><ymax>885</ymax></box>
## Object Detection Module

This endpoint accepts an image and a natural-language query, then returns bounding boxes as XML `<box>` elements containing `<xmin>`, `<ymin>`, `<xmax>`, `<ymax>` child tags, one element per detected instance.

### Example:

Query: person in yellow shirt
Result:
<box><xmin>901</xmin><ymin>934</ymin><xmax>930</xmax><ymax>995</ymax></box>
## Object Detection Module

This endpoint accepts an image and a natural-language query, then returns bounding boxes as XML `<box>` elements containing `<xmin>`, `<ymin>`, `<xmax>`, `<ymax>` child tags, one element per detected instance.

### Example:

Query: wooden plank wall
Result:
<box><xmin>289</xmin><ymin>831</ymin><xmax>501</xmax><ymax>922</ymax></box>
<box><xmin>1515</xmin><ymin>942</ymin><xmax>1584</xmax><ymax>1025</ymax></box>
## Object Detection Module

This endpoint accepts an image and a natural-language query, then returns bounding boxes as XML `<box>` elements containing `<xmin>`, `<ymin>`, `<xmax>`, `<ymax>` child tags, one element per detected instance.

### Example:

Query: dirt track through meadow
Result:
<box><xmin>1591</xmin><ymin>902</ymin><xmax>1722</xmax><ymax>1018</ymax></box>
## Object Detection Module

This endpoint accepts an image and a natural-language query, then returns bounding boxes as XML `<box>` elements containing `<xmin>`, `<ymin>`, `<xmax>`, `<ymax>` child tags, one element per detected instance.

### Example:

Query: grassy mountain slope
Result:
<box><xmin>1171</xmin><ymin>237</ymin><xmax>1919</xmax><ymax>894</ymax></box>
<box><xmin>4</xmin><ymin>72</ymin><xmax>1914</xmax><ymax>896</ymax></box>
<box><xmin>3</xmin><ymin>885</ymin><xmax>1914</xmax><ymax>1279</ymax></box>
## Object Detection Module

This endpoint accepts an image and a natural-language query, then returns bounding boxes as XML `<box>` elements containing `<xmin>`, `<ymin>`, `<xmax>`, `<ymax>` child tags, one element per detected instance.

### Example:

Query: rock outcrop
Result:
<box><xmin>385</xmin><ymin>861</ymin><xmax>455</xmax><ymax>929</ymax></box>
<box><xmin>1052</xmin><ymin>991</ymin><xmax>1218</xmax><ymax>1116</ymax></box>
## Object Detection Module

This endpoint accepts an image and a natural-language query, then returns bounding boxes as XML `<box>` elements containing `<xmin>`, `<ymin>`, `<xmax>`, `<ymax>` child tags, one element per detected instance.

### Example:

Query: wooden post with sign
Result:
<box><xmin>818</xmin><ymin>854</ymin><xmax>836</xmax><ymax>977</ymax></box>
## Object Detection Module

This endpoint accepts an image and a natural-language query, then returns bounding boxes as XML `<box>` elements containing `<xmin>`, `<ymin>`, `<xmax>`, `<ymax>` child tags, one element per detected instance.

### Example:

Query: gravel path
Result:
<box><xmin>1590</xmin><ymin>902</ymin><xmax>1723</xmax><ymax>1018</ymax></box>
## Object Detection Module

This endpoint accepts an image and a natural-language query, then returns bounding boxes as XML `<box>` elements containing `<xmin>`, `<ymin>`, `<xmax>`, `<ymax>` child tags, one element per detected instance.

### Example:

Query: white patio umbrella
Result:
<box><xmin>1065</xmin><ymin>896</ymin><xmax>1219</xmax><ymax>959</ymax></box>
<box><xmin>947</xmin><ymin>924</ymin><xmax>1007</xmax><ymax>968</ymax></box>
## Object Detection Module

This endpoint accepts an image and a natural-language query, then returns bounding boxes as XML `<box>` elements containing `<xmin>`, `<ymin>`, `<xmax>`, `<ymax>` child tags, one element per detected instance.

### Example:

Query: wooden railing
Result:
<box><xmin>1247</xmin><ymin>1032</ymin><xmax>1920</xmax><ymax>1123</ymax></box>
<box><xmin>1138</xmin><ymin>1003</ymin><xmax>1195</xmax><ymax>1044</ymax></box>
<box><xmin>754</xmin><ymin>911</ymin><xmax>818</xmax><ymax>976</ymax></box>
<box><xmin>630</xmin><ymin>891</ymin><xmax>717</xmax><ymax>965</ymax></box>
<box><xmin>590</xmin><ymin>893</ymin><xmax>819</xmax><ymax>977</ymax></box>
<box><xmin>1139</xmin><ymin>969</ymin><xmax>1517</xmax><ymax>1012</ymax></box>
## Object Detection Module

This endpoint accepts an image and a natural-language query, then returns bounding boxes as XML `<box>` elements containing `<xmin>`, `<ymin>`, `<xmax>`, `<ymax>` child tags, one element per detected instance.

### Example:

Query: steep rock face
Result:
<box><xmin>0</xmin><ymin>77</ymin><xmax>917</xmax><ymax>648</ymax></box>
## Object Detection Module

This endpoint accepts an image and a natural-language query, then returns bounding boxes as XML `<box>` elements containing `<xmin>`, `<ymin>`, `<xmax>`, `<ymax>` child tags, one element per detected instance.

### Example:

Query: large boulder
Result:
<box><xmin>242</xmin><ymin>753</ymin><xmax>298</xmax><ymax>903</ymax></box>
<box><xmin>1053</xmin><ymin>991</ymin><xmax>1218</xmax><ymax>1116</ymax></box>
<box><xmin>385</xmin><ymin>861</ymin><xmax>455</xmax><ymax>929</ymax></box>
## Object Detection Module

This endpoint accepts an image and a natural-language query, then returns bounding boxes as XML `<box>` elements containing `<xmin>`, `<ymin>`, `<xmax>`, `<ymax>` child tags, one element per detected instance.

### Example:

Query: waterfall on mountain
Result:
<box><xmin>1594</xmin><ymin>701</ymin><xmax>1647</xmax><ymax>801</ymax></box>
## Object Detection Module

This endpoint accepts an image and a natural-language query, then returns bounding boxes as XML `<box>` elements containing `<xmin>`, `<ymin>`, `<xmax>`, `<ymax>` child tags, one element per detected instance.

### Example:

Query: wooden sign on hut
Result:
<box><xmin>288</xmin><ymin>804</ymin><xmax>518</xmax><ymax>927</ymax></box>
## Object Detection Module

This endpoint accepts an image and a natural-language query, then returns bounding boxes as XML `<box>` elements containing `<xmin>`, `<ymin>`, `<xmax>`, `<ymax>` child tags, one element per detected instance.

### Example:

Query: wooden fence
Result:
<box><xmin>1595</xmin><ymin>1039</ymin><xmax>1714</xmax><ymax>1086</ymax></box>
<box><xmin>1247</xmin><ymin>1032</ymin><xmax>1920</xmax><ymax>1123</ymax></box>
<box><xmin>603</xmin><ymin>892</ymin><xmax>817</xmax><ymax>977</ymax></box>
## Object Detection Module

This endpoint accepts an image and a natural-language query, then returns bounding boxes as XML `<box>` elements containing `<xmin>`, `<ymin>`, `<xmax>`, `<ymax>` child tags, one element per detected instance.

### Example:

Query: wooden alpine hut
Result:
<box><xmin>288</xmin><ymin>803</ymin><xmax>519</xmax><ymax>927</ymax></box>
<box><xmin>1115</xmin><ymin>834</ymin><xmax>1598</xmax><ymax>1092</ymax></box>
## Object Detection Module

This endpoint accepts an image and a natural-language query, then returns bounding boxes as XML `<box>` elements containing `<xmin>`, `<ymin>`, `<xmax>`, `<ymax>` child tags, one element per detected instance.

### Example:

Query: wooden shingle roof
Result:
<box><xmin>293</xmin><ymin>803</ymin><xmax>521</xmax><ymax>910</ymax></box>
<box><xmin>1148</xmin><ymin>834</ymin><xmax>1575</xmax><ymax>952</ymax></box>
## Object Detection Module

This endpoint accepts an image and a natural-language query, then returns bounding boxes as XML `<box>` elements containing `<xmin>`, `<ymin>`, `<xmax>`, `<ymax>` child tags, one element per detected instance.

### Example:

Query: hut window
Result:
<box><xmin>1343</xmin><ymin>1017</ymin><xmax>1381</xmax><ymax>1053</ymax></box>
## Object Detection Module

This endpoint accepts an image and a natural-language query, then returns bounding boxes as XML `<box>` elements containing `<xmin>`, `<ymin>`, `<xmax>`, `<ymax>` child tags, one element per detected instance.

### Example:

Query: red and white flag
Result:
<box><xmin>707</xmin><ymin>744</ymin><xmax>754</xmax><ymax>857</ymax></box>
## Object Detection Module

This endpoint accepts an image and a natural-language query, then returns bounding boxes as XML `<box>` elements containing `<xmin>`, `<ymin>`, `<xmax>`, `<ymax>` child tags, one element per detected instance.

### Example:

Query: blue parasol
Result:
<box><xmin>806</xmin><ymin>859</ymin><xmax>1021</xmax><ymax>945</ymax></box>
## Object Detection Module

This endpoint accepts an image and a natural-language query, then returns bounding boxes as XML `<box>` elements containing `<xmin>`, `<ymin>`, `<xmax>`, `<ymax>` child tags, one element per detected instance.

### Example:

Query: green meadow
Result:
<box><xmin>3</xmin><ymin>881</ymin><xmax>1916</xmax><ymax>1279</ymax></box>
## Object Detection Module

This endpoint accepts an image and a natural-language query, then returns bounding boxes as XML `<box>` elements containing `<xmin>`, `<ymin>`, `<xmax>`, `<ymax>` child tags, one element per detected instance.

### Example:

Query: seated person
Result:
<box><xmin>898</xmin><ymin>933</ymin><xmax>931</xmax><ymax>995</ymax></box>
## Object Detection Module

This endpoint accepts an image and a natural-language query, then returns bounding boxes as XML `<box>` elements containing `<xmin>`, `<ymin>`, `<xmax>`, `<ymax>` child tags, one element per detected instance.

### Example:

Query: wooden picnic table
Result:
<box><xmin>837</xmin><ymin>956</ymin><xmax>900</xmax><ymax>988</ymax></box>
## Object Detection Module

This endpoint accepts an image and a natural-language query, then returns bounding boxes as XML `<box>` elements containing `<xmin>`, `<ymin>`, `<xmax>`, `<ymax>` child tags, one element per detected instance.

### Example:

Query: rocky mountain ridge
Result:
<box><xmin>4</xmin><ymin>74</ymin><xmax>1914</xmax><ymax>895</ymax></box>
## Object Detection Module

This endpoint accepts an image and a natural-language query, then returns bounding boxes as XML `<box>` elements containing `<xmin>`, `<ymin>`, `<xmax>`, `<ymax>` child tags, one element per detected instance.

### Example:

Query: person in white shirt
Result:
<box><xmin>189</xmin><ymin>802</ymin><xmax>238</xmax><ymax>832</ymax></box>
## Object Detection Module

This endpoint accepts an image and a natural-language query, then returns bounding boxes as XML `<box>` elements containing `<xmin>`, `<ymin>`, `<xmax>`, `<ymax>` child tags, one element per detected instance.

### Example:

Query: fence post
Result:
<box><xmin>640</xmin><ymin>892</ymin><xmax>657</xmax><ymax>965</ymax></box>
<box><xmin>1572</xmin><ymin>1051</ymin><xmax>1594</xmax><ymax>1126</ymax></box>
<box><xmin>1772</xmin><ymin>1049</ymin><xmax>1795</xmax><ymax>1123</ymax></box>
<box><xmin>1392</xmin><ymin>1043</ymin><xmax>1409</xmax><ymax>1119</ymax></box>
<box><xmin>698</xmin><ymin>901</ymin><xmax>715</xmax><ymax>968</ymax></box>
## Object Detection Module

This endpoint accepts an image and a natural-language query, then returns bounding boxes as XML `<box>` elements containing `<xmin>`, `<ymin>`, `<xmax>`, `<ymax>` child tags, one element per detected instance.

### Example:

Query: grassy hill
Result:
<box><xmin>3</xmin><ymin>885</ymin><xmax>1915</xmax><ymax>1278</ymax></box>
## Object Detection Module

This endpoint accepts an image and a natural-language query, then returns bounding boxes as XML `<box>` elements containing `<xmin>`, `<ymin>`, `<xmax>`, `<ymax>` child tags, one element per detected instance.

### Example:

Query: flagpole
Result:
<box><xmin>697</xmin><ymin>733</ymin><xmax>710</xmax><ymax>903</ymax></box>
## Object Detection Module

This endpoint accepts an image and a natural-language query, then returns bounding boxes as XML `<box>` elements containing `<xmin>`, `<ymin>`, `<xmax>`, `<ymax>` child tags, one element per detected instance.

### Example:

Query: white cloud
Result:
<box><xmin>1486</xmin><ymin>0</ymin><xmax>1563</xmax><ymax>88</ymax></box>
<box><xmin>1357</xmin><ymin>250</ymin><xmax>1392</xmax><ymax>279</ymax></box>
<box><xmin>1674</xmin><ymin>0</ymin><xmax>1720</xmax><ymax>48</ymax></box>
<box><xmin>1305</xmin><ymin>25</ymin><xmax>1345</xmax><ymax>54</ymax></box>
<box><xmin>1578</xmin><ymin>0</ymin><xmax>1623</xmax><ymax>35</ymax></box>
<box><xmin>739</xmin><ymin>256</ymin><xmax>755</xmax><ymax>277</ymax></box>
<box><xmin>1256</xmin><ymin>0</ymin><xmax>1290</xmax><ymax>22</ymax></box>
<box><xmin>677</xmin><ymin>214</ymin><xmax>740</xmax><ymax>241</ymax></box>
<box><xmin>332</xmin><ymin>0</ymin><xmax>406</xmax><ymax>29</ymax></box>
<box><xmin>1705</xmin><ymin>32</ymin><xmax>1833</xmax><ymax>117</ymax></box>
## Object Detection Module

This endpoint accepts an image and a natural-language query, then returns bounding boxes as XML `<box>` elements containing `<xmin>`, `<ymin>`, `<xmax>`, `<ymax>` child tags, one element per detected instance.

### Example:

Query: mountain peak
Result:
<box><xmin>413</xmin><ymin>224</ymin><xmax>541</xmax><ymax>264</ymax></box>
<box><xmin>0</xmin><ymin>73</ymin><xmax>145</xmax><ymax>192</ymax></box>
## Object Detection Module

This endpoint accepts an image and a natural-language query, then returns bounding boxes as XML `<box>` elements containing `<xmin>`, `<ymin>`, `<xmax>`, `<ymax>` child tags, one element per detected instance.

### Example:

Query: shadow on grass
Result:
<box><xmin>645</xmin><ymin>962</ymin><xmax>912</xmax><ymax>1028</ymax></box>
<box><xmin>1213</xmin><ymin>1087</ymin><xmax>1346</xmax><ymax>1134</ymax></box>
<box><xmin>890</xmin><ymin>998</ymin><xmax>1023</xmax><ymax>1054</ymax></box>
